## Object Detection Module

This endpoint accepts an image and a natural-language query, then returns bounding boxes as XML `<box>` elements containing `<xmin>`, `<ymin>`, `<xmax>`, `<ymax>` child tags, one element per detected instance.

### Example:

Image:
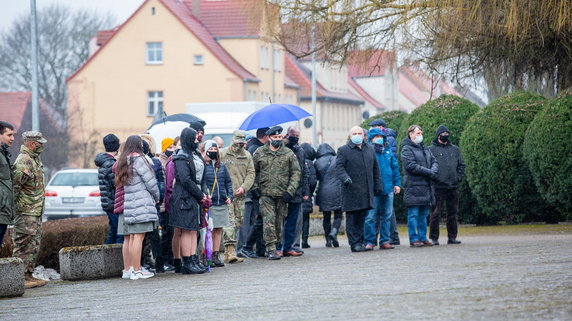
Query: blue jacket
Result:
<box><xmin>204</xmin><ymin>162</ymin><xmax>233</xmax><ymax>206</ymax></box>
<box><xmin>384</xmin><ymin>128</ymin><xmax>398</xmax><ymax>154</ymax></box>
<box><xmin>374</xmin><ymin>143</ymin><xmax>401</xmax><ymax>195</ymax></box>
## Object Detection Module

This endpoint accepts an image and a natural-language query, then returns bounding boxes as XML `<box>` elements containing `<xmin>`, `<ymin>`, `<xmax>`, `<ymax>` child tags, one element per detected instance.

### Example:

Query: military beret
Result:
<box><xmin>265</xmin><ymin>126</ymin><xmax>283</xmax><ymax>136</ymax></box>
<box><xmin>22</xmin><ymin>131</ymin><xmax>47</xmax><ymax>144</ymax></box>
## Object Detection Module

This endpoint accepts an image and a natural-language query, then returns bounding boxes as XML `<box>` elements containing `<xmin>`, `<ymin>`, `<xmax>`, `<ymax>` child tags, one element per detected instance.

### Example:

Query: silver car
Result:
<box><xmin>43</xmin><ymin>169</ymin><xmax>106</xmax><ymax>221</ymax></box>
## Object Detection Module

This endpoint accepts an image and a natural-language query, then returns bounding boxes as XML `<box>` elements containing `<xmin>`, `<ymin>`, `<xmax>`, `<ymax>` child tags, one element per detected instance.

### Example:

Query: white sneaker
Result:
<box><xmin>130</xmin><ymin>269</ymin><xmax>154</xmax><ymax>280</ymax></box>
<box><xmin>122</xmin><ymin>267</ymin><xmax>133</xmax><ymax>279</ymax></box>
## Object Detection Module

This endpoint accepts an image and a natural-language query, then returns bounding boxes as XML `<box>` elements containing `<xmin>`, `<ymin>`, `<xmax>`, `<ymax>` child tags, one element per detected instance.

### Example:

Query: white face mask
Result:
<box><xmin>414</xmin><ymin>135</ymin><xmax>423</xmax><ymax>144</ymax></box>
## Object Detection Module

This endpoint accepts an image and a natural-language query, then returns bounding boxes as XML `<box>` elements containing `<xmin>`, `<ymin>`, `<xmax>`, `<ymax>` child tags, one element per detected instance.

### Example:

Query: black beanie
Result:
<box><xmin>103</xmin><ymin>134</ymin><xmax>120</xmax><ymax>152</ymax></box>
<box><xmin>190</xmin><ymin>121</ymin><xmax>204</xmax><ymax>133</ymax></box>
<box><xmin>436</xmin><ymin>125</ymin><xmax>449</xmax><ymax>138</ymax></box>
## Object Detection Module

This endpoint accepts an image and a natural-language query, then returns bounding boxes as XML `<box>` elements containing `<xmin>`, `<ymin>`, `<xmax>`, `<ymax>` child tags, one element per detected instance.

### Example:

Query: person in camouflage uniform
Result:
<box><xmin>220</xmin><ymin>130</ymin><xmax>255</xmax><ymax>263</ymax></box>
<box><xmin>12</xmin><ymin>131</ymin><xmax>47</xmax><ymax>287</ymax></box>
<box><xmin>251</xmin><ymin>126</ymin><xmax>300</xmax><ymax>260</ymax></box>
<box><xmin>0</xmin><ymin>121</ymin><xmax>15</xmax><ymax>248</ymax></box>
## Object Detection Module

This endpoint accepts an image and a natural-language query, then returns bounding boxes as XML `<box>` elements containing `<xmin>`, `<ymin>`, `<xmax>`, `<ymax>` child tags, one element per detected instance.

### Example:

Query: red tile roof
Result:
<box><xmin>0</xmin><ymin>92</ymin><xmax>30</xmax><ymax>129</ymax></box>
<box><xmin>347</xmin><ymin>50</ymin><xmax>394</xmax><ymax>78</ymax></box>
<box><xmin>68</xmin><ymin>0</ymin><xmax>258</xmax><ymax>82</ymax></box>
<box><xmin>191</xmin><ymin>0</ymin><xmax>262</xmax><ymax>38</ymax></box>
<box><xmin>95</xmin><ymin>29</ymin><xmax>117</xmax><ymax>46</ymax></box>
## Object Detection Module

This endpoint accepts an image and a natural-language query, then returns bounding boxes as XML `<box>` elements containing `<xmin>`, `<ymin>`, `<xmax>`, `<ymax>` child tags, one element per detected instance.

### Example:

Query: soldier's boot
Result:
<box><xmin>24</xmin><ymin>272</ymin><xmax>47</xmax><ymax>289</ymax></box>
<box><xmin>225</xmin><ymin>244</ymin><xmax>244</xmax><ymax>264</ymax></box>
<box><xmin>173</xmin><ymin>258</ymin><xmax>182</xmax><ymax>273</ymax></box>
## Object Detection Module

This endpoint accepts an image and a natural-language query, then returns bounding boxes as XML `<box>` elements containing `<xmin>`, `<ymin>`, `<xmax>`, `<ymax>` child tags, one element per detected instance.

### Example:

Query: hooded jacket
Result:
<box><xmin>123</xmin><ymin>155</ymin><xmax>160</xmax><ymax>224</ymax></box>
<box><xmin>204</xmin><ymin>161</ymin><xmax>233</xmax><ymax>206</ymax></box>
<box><xmin>286</xmin><ymin>142</ymin><xmax>310</xmax><ymax>203</ymax></box>
<box><xmin>0</xmin><ymin>144</ymin><xmax>14</xmax><ymax>225</ymax></box>
<box><xmin>301</xmin><ymin>143</ymin><xmax>318</xmax><ymax>214</ymax></box>
<box><xmin>400</xmin><ymin>137</ymin><xmax>438</xmax><ymax>207</ymax></box>
<box><xmin>314</xmin><ymin>144</ymin><xmax>342</xmax><ymax>212</ymax></box>
<box><xmin>428</xmin><ymin>126</ymin><xmax>465</xmax><ymax>189</ymax></box>
<box><xmin>94</xmin><ymin>152</ymin><xmax>116</xmax><ymax>213</ymax></box>
<box><xmin>384</xmin><ymin>128</ymin><xmax>398</xmax><ymax>154</ymax></box>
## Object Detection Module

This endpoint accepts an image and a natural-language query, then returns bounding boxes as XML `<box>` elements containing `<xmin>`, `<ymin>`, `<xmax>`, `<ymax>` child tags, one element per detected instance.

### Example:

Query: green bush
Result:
<box><xmin>361</xmin><ymin>110</ymin><xmax>409</xmax><ymax>132</ymax></box>
<box><xmin>0</xmin><ymin>216</ymin><xmax>108</xmax><ymax>271</ymax></box>
<box><xmin>461</xmin><ymin>91</ymin><xmax>555</xmax><ymax>224</ymax></box>
<box><xmin>395</xmin><ymin>95</ymin><xmax>481</xmax><ymax>223</ymax></box>
<box><xmin>523</xmin><ymin>88</ymin><xmax>572</xmax><ymax>220</ymax></box>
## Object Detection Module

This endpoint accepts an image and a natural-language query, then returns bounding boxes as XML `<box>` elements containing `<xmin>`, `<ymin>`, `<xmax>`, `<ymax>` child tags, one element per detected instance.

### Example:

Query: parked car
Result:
<box><xmin>43</xmin><ymin>169</ymin><xmax>105</xmax><ymax>221</ymax></box>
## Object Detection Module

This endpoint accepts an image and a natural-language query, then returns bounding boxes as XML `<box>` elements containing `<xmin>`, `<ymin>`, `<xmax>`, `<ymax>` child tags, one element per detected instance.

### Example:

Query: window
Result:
<box><xmin>273</xmin><ymin>49</ymin><xmax>282</xmax><ymax>71</ymax></box>
<box><xmin>146</xmin><ymin>42</ymin><xmax>163</xmax><ymax>64</ymax></box>
<box><xmin>147</xmin><ymin>91</ymin><xmax>163</xmax><ymax>116</ymax></box>
<box><xmin>151</xmin><ymin>7</ymin><xmax>156</xmax><ymax>15</ymax></box>
<box><xmin>193</xmin><ymin>55</ymin><xmax>204</xmax><ymax>65</ymax></box>
<box><xmin>260</xmin><ymin>46</ymin><xmax>269</xmax><ymax>69</ymax></box>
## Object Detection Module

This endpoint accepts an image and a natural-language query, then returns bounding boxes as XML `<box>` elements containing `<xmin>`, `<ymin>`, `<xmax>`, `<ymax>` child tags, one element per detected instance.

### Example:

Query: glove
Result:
<box><xmin>250</xmin><ymin>188</ymin><xmax>260</xmax><ymax>199</ymax></box>
<box><xmin>283</xmin><ymin>192</ymin><xmax>293</xmax><ymax>203</ymax></box>
<box><xmin>343</xmin><ymin>177</ymin><xmax>353</xmax><ymax>186</ymax></box>
<box><xmin>201</xmin><ymin>198</ymin><xmax>212</xmax><ymax>208</ymax></box>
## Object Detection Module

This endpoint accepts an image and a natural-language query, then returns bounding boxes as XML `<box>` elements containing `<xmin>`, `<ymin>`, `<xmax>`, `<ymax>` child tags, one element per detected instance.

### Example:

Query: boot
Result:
<box><xmin>213</xmin><ymin>251</ymin><xmax>225</xmax><ymax>267</ymax></box>
<box><xmin>191</xmin><ymin>255</ymin><xmax>208</xmax><ymax>273</ymax></box>
<box><xmin>173</xmin><ymin>258</ymin><xmax>182</xmax><ymax>273</ymax></box>
<box><xmin>330</xmin><ymin>228</ymin><xmax>339</xmax><ymax>248</ymax></box>
<box><xmin>225</xmin><ymin>244</ymin><xmax>244</xmax><ymax>264</ymax></box>
<box><xmin>182</xmin><ymin>256</ymin><xmax>204</xmax><ymax>274</ymax></box>
<box><xmin>325</xmin><ymin>235</ymin><xmax>332</xmax><ymax>247</ymax></box>
<box><xmin>302</xmin><ymin>237</ymin><xmax>311</xmax><ymax>249</ymax></box>
<box><xmin>155</xmin><ymin>257</ymin><xmax>165</xmax><ymax>273</ymax></box>
<box><xmin>25</xmin><ymin>272</ymin><xmax>47</xmax><ymax>289</ymax></box>
<box><xmin>195</xmin><ymin>253</ymin><xmax>208</xmax><ymax>271</ymax></box>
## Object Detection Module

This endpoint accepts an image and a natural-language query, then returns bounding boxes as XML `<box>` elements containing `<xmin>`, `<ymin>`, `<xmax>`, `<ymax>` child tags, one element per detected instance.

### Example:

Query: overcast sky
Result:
<box><xmin>0</xmin><ymin>0</ymin><xmax>145</xmax><ymax>33</ymax></box>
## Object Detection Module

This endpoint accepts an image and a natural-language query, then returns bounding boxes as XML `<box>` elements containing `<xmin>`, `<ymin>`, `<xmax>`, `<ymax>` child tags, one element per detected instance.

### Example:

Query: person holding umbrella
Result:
<box><xmin>251</xmin><ymin>126</ymin><xmax>300</xmax><ymax>260</ymax></box>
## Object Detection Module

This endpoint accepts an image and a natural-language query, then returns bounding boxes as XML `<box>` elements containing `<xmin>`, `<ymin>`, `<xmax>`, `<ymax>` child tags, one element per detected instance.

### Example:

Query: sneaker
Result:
<box><xmin>122</xmin><ymin>267</ymin><xmax>134</xmax><ymax>279</ymax></box>
<box><xmin>389</xmin><ymin>239</ymin><xmax>400</xmax><ymax>245</ymax></box>
<box><xmin>432</xmin><ymin>239</ymin><xmax>440</xmax><ymax>246</ymax></box>
<box><xmin>130</xmin><ymin>269</ymin><xmax>154</xmax><ymax>280</ymax></box>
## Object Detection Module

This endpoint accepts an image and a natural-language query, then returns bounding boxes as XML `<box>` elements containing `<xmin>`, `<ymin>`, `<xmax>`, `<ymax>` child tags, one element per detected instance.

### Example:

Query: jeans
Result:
<box><xmin>346</xmin><ymin>210</ymin><xmax>366</xmax><ymax>248</ymax></box>
<box><xmin>407</xmin><ymin>205</ymin><xmax>430</xmax><ymax>243</ymax></box>
<box><xmin>104</xmin><ymin>212</ymin><xmax>123</xmax><ymax>244</ymax></box>
<box><xmin>364</xmin><ymin>194</ymin><xmax>394</xmax><ymax>245</ymax></box>
<box><xmin>281</xmin><ymin>202</ymin><xmax>301</xmax><ymax>252</ymax></box>
<box><xmin>389</xmin><ymin>209</ymin><xmax>399</xmax><ymax>241</ymax></box>
<box><xmin>0</xmin><ymin>223</ymin><xmax>7</xmax><ymax>248</ymax></box>
<box><xmin>429</xmin><ymin>188</ymin><xmax>459</xmax><ymax>241</ymax></box>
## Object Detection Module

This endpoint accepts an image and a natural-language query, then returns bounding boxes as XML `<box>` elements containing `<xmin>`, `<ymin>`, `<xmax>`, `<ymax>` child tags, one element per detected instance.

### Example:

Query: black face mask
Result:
<box><xmin>165</xmin><ymin>150</ymin><xmax>173</xmax><ymax>157</ymax></box>
<box><xmin>439</xmin><ymin>135</ymin><xmax>450</xmax><ymax>142</ymax></box>
<box><xmin>287</xmin><ymin>136</ymin><xmax>299</xmax><ymax>147</ymax></box>
<box><xmin>270</xmin><ymin>139</ymin><xmax>282</xmax><ymax>148</ymax></box>
<box><xmin>207</xmin><ymin>151</ymin><xmax>218</xmax><ymax>160</ymax></box>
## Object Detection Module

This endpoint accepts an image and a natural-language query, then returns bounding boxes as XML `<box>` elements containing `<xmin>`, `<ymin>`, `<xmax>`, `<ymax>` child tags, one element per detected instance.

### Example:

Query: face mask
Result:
<box><xmin>439</xmin><ymin>135</ymin><xmax>450</xmax><ymax>142</ymax></box>
<box><xmin>270</xmin><ymin>139</ymin><xmax>282</xmax><ymax>148</ymax></box>
<box><xmin>351</xmin><ymin>135</ymin><xmax>363</xmax><ymax>145</ymax></box>
<box><xmin>35</xmin><ymin>145</ymin><xmax>43</xmax><ymax>154</ymax></box>
<box><xmin>287</xmin><ymin>136</ymin><xmax>299</xmax><ymax>146</ymax></box>
<box><xmin>165</xmin><ymin>150</ymin><xmax>173</xmax><ymax>157</ymax></box>
<box><xmin>373</xmin><ymin>138</ymin><xmax>384</xmax><ymax>145</ymax></box>
<box><xmin>207</xmin><ymin>151</ymin><xmax>218</xmax><ymax>160</ymax></box>
<box><xmin>197</xmin><ymin>134</ymin><xmax>203</xmax><ymax>143</ymax></box>
<box><xmin>414</xmin><ymin>135</ymin><xmax>423</xmax><ymax>144</ymax></box>
<box><xmin>233</xmin><ymin>143</ymin><xmax>245</xmax><ymax>150</ymax></box>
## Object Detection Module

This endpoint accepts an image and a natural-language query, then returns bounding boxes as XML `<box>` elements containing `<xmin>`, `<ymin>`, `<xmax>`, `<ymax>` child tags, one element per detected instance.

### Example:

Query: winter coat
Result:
<box><xmin>336</xmin><ymin>141</ymin><xmax>383</xmax><ymax>212</ymax></box>
<box><xmin>170</xmin><ymin>150</ymin><xmax>207</xmax><ymax>228</ymax></box>
<box><xmin>373</xmin><ymin>143</ymin><xmax>401</xmax><ymax>195</ymax></box>
<box><xmin>428</xmin><ymin>140</ymin><xmax>465</xmax><ymax>189</ymax></box>
<box><xmin>164</xmin><ymin>153</ymin><xmax>176</xmax><ymax>213</ymax></box>
<box><xmin>94</xmin><ymin>152</ymin><xmax>116</xmax><ymax>213</ymax></box>
<box><xmin>287</xmin><ymin>144</ymin><xmax>310</xmax><ymax>203</ymax></box>
<box><xmin>149</xmin><ymin>156</ymin><xmax>165</xmax><ymax>201</ymax></box>
<box><xmin>0</xmin><ymin>145</ymin><xmax>14</xmax><ymax>225</ymax></box>
<box><xmin>204</xmin><ymin>162</ymin><xmax>233</xmax><ymax>206</ymax></box>
<box><xmin>123</xmin><ymin>155</ymin><xmax>160</xmax><ymax>224</ymax></box>
<box><xmin>384</xmin><ymin>128</ymin><xmax>398</xmax><ymax>154</ymax></box>
<box><xmin>314</xmin><ymin>144</ymin><xmax>342</xmax><ymax>212</ymax></box>
<box><xmin>12</xmin><ymin>145</ymin><xmax>44</xmax><ymax>216</ymax></box>
<box><xmin>112</xmin><ymin>162</ymin><xmax>124</xmax><ymax>214</ymax></box>
<box><xmin>247</xmin><ymin>138</ymin><xmax>265</xmax><ymax>155</ymax></box>
<box><xmin>252</xmin><ymin>143</ymin><xmax>300</xmax><ymax>198</ymax></box>
<box><xmin>400</xmin><ymin>138</ymin><xmax>438</xmax><ymax>207</ymax></box>
<box><xmin>220</xmin><ymin>144</ymin><xmax>255</xmax><ymax>195</ymax></box>
<box><xmin>302</xmin><ymin>160</ymin><xmax>317</xmax><ymax>214</ymax></box>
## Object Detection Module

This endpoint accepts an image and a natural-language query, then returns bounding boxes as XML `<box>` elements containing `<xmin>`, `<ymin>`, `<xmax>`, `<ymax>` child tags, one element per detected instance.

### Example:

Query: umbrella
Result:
<box><xmin>146</xmin><ymin>113</ymin><xmax>206</xmax><ymax>152</ymax></box>
<box><xmin>203</xmin><ymin>209</ymin><xmax>214</xmax><ymax>271</ymax></box>
<box><xmin>239</xmin><ymin>104</ymin><xmax>312</xmax><ymax>131</ymax></box>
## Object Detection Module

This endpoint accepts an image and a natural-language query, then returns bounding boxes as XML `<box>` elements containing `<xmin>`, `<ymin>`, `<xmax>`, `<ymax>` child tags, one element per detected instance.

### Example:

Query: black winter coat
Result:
<box><xmin>314</xmin><ymin>144</ymin><xmax>341</xmax><ymax>212</ymax></box>
<box><xmin>94</xmin><ymin>153</ymin><xmax>116</xmax><ymax>213</ymax></box>
<box><xmin>169</xmin><ymin>150</ymin><xmax>207</xmax><ymax>231</ymax></box>
<box><xmin>400</xmin><ymin>138</ymin><xmax>438</xmax><ymax>207</ymax></box>
<box><xmin>336</xmin><ymin>142</ymin><xmax>383</xmax><ymax>212</ymax></box>
<box><xmin>302</xmin><ymin>160</ymin><xmax>317</xmax><ymax>214</ymax></box>
<box><xmin>150</xmin><ymin>156</ymin><xmax>165</xmax><ymax>202</ymax></box>
<box><xmin>247</xmin><ymin>138</ymin><xmax>265</xmax><ymax>155</ymax></box>
<box><xmin>288</xmin><ymin>144</ymin><xmax>309</xmax><ymax>203</ymax></box>
<box><xmin>204</xmin><ymin>162</ymin><xmax>233</xmax><ymax>206</ymax></box>
<box><xmin>428</xmin><ymin>140</ymin><xmax>465</xmax><ymax>189</ymax></box>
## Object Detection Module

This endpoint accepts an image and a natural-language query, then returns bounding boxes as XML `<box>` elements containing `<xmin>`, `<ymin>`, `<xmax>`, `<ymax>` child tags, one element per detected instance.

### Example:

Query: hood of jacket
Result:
<box><xmin>94</xmin><ymin>152</ymin><xmax>115</xmax><ymax>167</ymax></box>
<box><xmin>181</xmin><ymin>127</ymin><xmax>197</xmax><ymax>155</ymax></box>
<box><xmin>401</xmin><ymin>137</ymin><xmax>424</xmax><ymax>149</ymax></box>
<box><xmin>300</xmin><ymin>143</ymin><xmax>316</xmax><ymax>161</ymax></box>
<box><xmin>316</xmin><ymin>143</ymin><xmax>336</xmax><ymax>158</ymax></box>
<box><xmin>384</xmin><ymin>128</ymin><xmax>397</xmax><ymax>138</ymax></box>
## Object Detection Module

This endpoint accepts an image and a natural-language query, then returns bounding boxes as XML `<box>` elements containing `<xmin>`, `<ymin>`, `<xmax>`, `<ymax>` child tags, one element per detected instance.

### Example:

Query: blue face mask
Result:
<box><xmin>373</xmin><ymin>138</ymin><xmax>384</xmax><ymax>145</ymax></box>
<box><xmin>351</xmin><ymin>135</ymin><xmax>363</xmax><ymax>144</ymax></box>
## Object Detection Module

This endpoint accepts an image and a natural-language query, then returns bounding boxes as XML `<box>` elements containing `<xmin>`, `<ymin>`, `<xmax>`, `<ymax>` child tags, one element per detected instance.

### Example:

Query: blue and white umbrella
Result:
<box><xmin>146</xmin><ymin>113</ymin><xmax>206</xmax><ymax>152</ymax></box>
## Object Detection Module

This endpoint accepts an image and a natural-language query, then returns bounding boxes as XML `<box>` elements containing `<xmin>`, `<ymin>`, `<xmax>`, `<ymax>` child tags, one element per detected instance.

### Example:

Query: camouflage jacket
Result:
<box><xmin>13</xmin><ymin>145</ymin><xmax>45</xmax><ymax>216</ymax></box>
<box><xmin>0</xmin><ymin>145</ymin><xmax>14</xmax><ymax>224</ymax></box>
<box><xmin>220</xmin><ymin>144</ymin><xmax>255</xmax><ymax>196</ymax></box>
<box><xmin>252</xmin><ymin>142</ymin><xmax>300</xmax><ymax>197</ymax></box>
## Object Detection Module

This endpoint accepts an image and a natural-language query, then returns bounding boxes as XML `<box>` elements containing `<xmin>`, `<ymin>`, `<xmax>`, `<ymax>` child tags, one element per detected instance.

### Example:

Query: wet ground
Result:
<box><xmin>2</xmin><ymin>229</ymin><xmax>571</xmax><ymax>320</ymax></box>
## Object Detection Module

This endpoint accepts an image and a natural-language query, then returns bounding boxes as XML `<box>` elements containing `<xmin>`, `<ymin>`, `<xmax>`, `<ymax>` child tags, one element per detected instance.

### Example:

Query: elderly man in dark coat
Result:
<box><xmin>336</xmin><ymin>126</ymin><xmax>383</xmax><ymax>252</ymax></box>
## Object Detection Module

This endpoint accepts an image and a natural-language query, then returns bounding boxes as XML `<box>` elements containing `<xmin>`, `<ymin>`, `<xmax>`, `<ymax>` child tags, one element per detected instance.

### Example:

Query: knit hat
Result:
<box><xmin>161</xmin><ymin>138</ymin><xmax>174</xmax><ymax>153</ymax></box>
<box><xmin>368</xmin><ymin>127</ymin><xmax>385</xmax><ymax>141</ymax></box>
<box><xmin>190</xmin><ymin>121</ymin><xmax>205</xmax><ymax>133</ymax></box>
<box><xmin>203</xmin><ymin>139</ymin><xmax>218</xmax><ymax>151</ymax></box>
<box><xmin>369</xmin><ymin>119</ymin><xmax>387</xmax><ymax>128</ymax></box>
<box><xmin>436</xmin><ymin>125</ymin><xmax>450</xmax><ymax>138</ymax></box>
<box><xmin>103</xmin><ymin>134</ymin><xmax>120</xmax><ymax>152</ymax></box>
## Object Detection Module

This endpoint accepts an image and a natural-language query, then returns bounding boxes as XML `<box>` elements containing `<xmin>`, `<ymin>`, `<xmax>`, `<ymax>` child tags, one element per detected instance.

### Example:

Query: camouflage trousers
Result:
<box><xmin>223</xmin><ymin>196</ymin><xmax>245</xmax><ymax>246</ymax></box>
<box><xmin>259</xmin><ymin>196</ymin><xmax>287</xmax><ymax>252</ymax></box>
<box><xmin>12</xmin><ymin>213</ymin><xmax>42</xmax><ymax>273</ymax></box>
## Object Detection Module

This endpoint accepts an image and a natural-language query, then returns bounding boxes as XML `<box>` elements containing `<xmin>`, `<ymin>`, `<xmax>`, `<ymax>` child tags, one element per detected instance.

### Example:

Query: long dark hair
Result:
<box><xmin>204</xmin><ymin>141</ymin><xmax>221</xmax><ymax>169</ymax></box>
<box><xmin>115</xmin><ymin>135</ymin><xmax>144</xmax><ymax>187</ymax></box>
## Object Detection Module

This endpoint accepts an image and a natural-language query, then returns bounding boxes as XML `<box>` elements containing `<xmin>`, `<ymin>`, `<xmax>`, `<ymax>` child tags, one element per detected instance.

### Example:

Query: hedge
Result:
<box><xmin>0</xmin><ymin>216</ymin><xmax>108</xmax><ymax>271</ymax></box>
<box><xmin>361</xmin><ymin>110</ymin><xmax>410</xmax><ymax>132</ymax></box>
<box><xmin>460</xmin><ymin>91</ymin><xmax>555</xmax><ymax>224</ymax></box>
<box><xmin>523</xmin><ymin>88</ymin><xmax>572</xmax><ymax>219</ymax></box>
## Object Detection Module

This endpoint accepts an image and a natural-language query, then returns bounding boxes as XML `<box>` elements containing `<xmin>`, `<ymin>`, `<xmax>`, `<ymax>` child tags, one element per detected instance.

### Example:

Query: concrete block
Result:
<box><xmin>59</xmin><ymin>244</ymin><xmax>123</xmax><ymax>281</ymax></box>
<box><xmin>309</xmin><ymin>216</ymin><xmax>346</xmax><ymax>237</ymax></box>
<box><xmin>0</xmin><ymin>257</ymin><xmax>25</xmax><ymax>297</ymax></box>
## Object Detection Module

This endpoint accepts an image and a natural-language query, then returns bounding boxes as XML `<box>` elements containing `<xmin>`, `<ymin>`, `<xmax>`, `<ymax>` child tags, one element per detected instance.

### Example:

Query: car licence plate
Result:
<box><xmin>62</xmin><ymin>197</ymin><xmax>85</xmax><ymax>204</ymax></box>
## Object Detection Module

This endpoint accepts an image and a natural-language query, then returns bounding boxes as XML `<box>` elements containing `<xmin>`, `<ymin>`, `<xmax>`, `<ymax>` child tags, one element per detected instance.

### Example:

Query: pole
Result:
<box><xmin>311</xmin><ymin>24</ymin><xmax>317</xmax><ymax>146</ymax></box>
<box><xmin>30</xmin><ymin>0</ymin><xmax>40</xmax><ymax>131</ymax></box>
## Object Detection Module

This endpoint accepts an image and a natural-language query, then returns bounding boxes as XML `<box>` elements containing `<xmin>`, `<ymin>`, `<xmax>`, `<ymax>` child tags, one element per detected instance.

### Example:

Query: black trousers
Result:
<box><xmin>160</xmin><ymin>211</ymin><xmax>174</xmax><ymax>264</ymax></box>
<box><xmin>345</xmin><ymin>210</ymin><xmax>366</xmax><ymax>248</ymax></box>
<box><xmin>244</xmin><ymin>199</ymin><xmax>266</xmax><ymax>255</ymax></box>
<box><xmin>429</xmin><ymin>188</ymin><xmax>459</xmax><ymax>240</ymax></box>
<box><xmin>322</xmin><ymin>210</ymin><xmax>343</xmax><ymax>236</ymax></box>
<box><xmin>302</xmin><ymin>211</ymin><xmax>311</xmax><ymax>241</ymax></box>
